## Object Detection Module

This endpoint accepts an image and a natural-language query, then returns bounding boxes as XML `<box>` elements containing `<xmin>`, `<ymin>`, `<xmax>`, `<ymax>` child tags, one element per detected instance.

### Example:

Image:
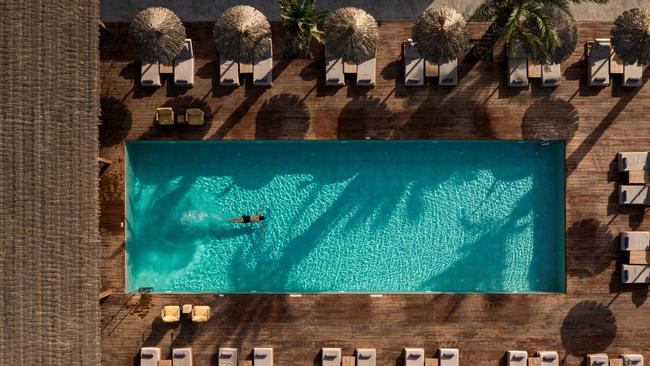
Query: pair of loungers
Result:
<box><xmin>141</xmin><ymin>39</ymin><xmax>194</xmax><ymax>87</ymax></box>
<box><xmin>321</xmin><ymin>348</ymin><xmax>376</xmax><ymax>366</ymax></box>
<box><xmin>220</xmin><ymin>46</ymin><xmax>273</xmax><ymax>86</ymax></box>
<box><xmin>141</xmin><ymin>347</ymin><xmax>192</xmax><ymax>366</ymax></box>
<box><xmin>589</xmin><ymin>38</ymin><xmax>644</xmax><ymax>87</ymax></box>
<box><xmin>325</xmin><ymin>49</ymin><xmax>376</xmax><ymax>86</ymax></box>
<box><xmin>403</xmin><ymin>40</ymin><xmax>457</xmax><ymax>86</ymax></box>
<box><xmin>218</xmin><ymin>347</ymin><xmax>273</xmax><ymax>366</ymax></box>
<box><xmin>507</xmin><ymin>41</ymin><xmax>561</xmax><ymax>87</ymax></box>
<box><xmin>508</xmin><ymin>351</ymin><xmax>558</xmax><ymax>366</ymax></box>
<box><xmin>618</xmin><ymin>152</ymin><xmax>650</xmax><ymax>206</ymax></box>
<box><xmin>588</xmin><ymin>353</ymin><xmax>644</xmax><ymax>366</ymax></box>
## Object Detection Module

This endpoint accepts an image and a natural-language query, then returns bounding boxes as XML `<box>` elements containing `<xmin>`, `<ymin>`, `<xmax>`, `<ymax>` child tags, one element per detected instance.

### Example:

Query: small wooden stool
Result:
<box><xmin>425</xmin><ymin>357</ymin><xmax>439</xmax><ymax>366</ymax></box>
<box><xmin>629</xmin><ymin>250</ymin><xmax>650</xmax><ymax>265</ymax></box>
<box><xmin>342</xmin><ymin>355</ymin><xmax>356</xmax><ymax>366</ymax></box>
<box><xmin>158</xmin><ymin>360</ymin><xmax>172</xmax><ymax>366</ymax></box>
<box><xmin>527</xmin><ymin>356</ymin><xmax>541</xmax><ymax>366</ymax></box>
<box><xmin>239</xmin><ymin>360</ymin><xmax>252</xmax><ymax>366</ymax></box>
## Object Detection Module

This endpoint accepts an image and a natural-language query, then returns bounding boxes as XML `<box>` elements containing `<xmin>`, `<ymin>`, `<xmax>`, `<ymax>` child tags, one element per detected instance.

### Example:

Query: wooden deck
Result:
<box><xmin>100</xmin><ymin>21</ymin><xmax>650</xmax><ymax>366</ymax></box>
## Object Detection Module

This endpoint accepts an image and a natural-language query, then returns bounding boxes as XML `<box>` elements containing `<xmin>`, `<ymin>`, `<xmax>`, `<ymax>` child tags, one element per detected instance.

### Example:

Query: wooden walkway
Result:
<box><xmin>100</xmin><ymin>21</ymin><xmax>650</xmax><ymax>366</ymax></box>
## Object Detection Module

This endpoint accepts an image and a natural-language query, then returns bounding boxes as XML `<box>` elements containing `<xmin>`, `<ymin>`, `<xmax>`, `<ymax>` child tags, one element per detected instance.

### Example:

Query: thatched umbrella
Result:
<box><xmin>611</xmin><ymin>8</ymin><xmax>650</xmax><ymax>64</ymax></box>
<box><xmin>323</xmin><ymin>7</ymin><xmax>379</xmax><ymax>64</ymax></box>
<box><xmin>213</xmin><ymin>5</ymin><xmax>272</xmax><ymax>63</ymax></box>
<box><xmin>129</xmin><ymin>7</ymin><xmax>186</xmax><ymax>64</ymax></box>
<box><xmin>412</xmin><ymin>6</ymin><xmax>469</xmax><ymax>64</ymax></box>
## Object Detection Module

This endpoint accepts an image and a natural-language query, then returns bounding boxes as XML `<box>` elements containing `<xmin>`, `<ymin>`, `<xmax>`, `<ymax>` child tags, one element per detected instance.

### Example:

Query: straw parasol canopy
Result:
<box><xmin>323</xmin><ymin>7</ymin><xmax>379</xmax><ymax>64</ymax></box>
<box><xmin>212</xmin><ymin>5</ymin><xmax>272</xmax><ymax>63</ymax></box>
<box><xmin>129</xmin><ymin>7</ymin><xmax>186</xmax><ymax>64</ymax></box>
<box><xmin>412</xmin><ymin>6</ymin><xmax>469</xmax><ymax>64</ymax></box>
<box><xmin>611</xmin><ymin>8</ymin><xmax>650</xmax><ymax>64</ymax></box>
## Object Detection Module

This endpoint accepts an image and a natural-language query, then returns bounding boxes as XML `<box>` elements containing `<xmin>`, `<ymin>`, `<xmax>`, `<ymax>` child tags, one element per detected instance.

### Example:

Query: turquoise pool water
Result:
<box><xmin>126</xmin><ymin>140</ymin><xmax>565</xmax><ymax>293</ymax></box>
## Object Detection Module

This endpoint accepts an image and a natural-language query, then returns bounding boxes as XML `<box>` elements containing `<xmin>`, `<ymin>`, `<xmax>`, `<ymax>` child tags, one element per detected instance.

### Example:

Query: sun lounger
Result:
<box><xmin>588</xmin><ymin>39</ymin><xmax>611</xmax><ymax>86</ymax></box>
<box><xmin>174</xmin><ymin>39</ymin><xmax>194</xmax><ymax>87</ymax></box>
<box><xmin>439</xmin><ymin>348</ymin><xmax>459</xmax><ymax>366</ymax></box>
<box><xmin>253</xmin><ymin>348</ymin><xmax>273</xmax><ymax>366</ymax></box>
<box><xmin>404</xmin><ymin>348</ymin><xmax>424</xmax><ymax>366</ymax></box>
<box><xmin>218</xmin><ymin>348</ymin><xmax>238</xmax><ymax>366</ymax></box>
<box><xmin>538</xmin><ymin>351</ymin><xmax>559</xmax><ymax>366</ymax></box>
<box><xmin>191</xmin><ymin>305</ymin><xmax>210</xmax><ymax>322</ymax></box>
<box><xmin>507</xmin><ymin>351</ymin><xmax>528</xmax><ymax>366</ymax></box>
<box><xmin>438</xmin><ymin>59</ymin><xmax>458</xmax><ymax>86</ymax></box>
<box><xmin>141</xmin><ymin>62</ymin><xmax>161</xmax><ymax>87</ymax></box>
<box><xmin>156</xmin><ymin>107</ymin><xmax>174</xmax><ymax>126</ymax></box>
<box><xmin>404</xmin><ymin>40</ymin><xmax>424</xmax><ymax>86</ymax></box>
<box><xmin>325</xmin><ymin>48</ymin><xmax>345</xmax><ymax>86</ymax></box>
<box><xmin>587</xmin><ymin>353</ymin><xmax>608</xmax><ymax>366</ymax></box>
<box><xmin>322</xmin><ymin>348</ymin><xmax>342</xmax><ymax>366</ymax></box>
<box><xmin>220</xmin><ymin>55</ymin><xmax>240</xmax><ymax>86</ymax></box>
<box><xmin>619</xmin><ymin>185</ymin><xmax>650</xmax><ymax>205</ymax></box>
<box><xmin>253</xmin><ymin>44</ymin><xmax>273</xmax><ymax>86</ymax></box>
<box><xmin>173</xmin><ymin>348</ymin><xmax>192</xmax><ymax>366</ymax></box>
<box><xmin>618</xmin><ymin>152</ymin><xmax>649</xmax><ymax>171</ymax></box>
<box><xmin>356</xmin><ymin>348</ymin><xmax>376</xmax><ymax>366</ymax></box>
<box><xmin>621</xmin><ymin>232</ymin><xmax>650</xmax><ymax>251</ymax></box>
<box><xmin>622</xmin><ymin>354</ymin><xmax>644</xmax><ymax>366</ymax></box>
<box><xmin>541</xmin><ymin>63</ymin><xmax>561</xmax><ymax>87</ymax></box>
<box><xmin>508</xmin><ymin>42</ymin><xmax>529</xmax><ymax>87</ymax></box>
<box><xmin>140</xmin><ymin>347</ymin><xmax>160</xmax><ymax>366</ymax></box>
<box><xmin>622</xmin><ymin>264</ymin><xmax>650</xmax><ymax>284</ymax></box>
<box><xmin>623</xmin><ymin>62</ymin><xmax>643</xmax><ymax>87</ymax></box>
<box><xmin>357</xmin><ymin>54</ymin><xmax>376</xmax><ymax>86</ymax></box>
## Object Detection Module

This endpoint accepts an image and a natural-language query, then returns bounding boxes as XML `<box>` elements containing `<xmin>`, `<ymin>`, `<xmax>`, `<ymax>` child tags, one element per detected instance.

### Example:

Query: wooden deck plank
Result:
<box><xmin>99</xmin><ymin>21</ymin><xmax>650</xmax><ymax>366</ymax></box>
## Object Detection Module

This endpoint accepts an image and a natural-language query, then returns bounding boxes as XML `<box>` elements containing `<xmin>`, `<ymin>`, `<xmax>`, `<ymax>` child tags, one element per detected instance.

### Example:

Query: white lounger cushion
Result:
<box><xmin>438</xmin><ymin>59</ymin><xmax>458</xmax><ymax>86</ymax></box>
<box><xmin>622</xmin><ymin>264</ymin><xmax>650</xmax><ymax>284</ymax></box>
<box><xmin>357</xmin><ymin>55</ymin><xmax>376</xmax><ymax>86</ymax></box>
<box><xmin>508</xmin><ymin>41</ymin><xmax>528</xmax><ymax>87</ymax></box>
<box><xmin>439</xmin><ymin>348</ymin><xmax>459</xmax><ymax>366</ymax></box>
<box><xmin>322</xmin><ymin>348</ymin><xmax>342</xmax><ymax>366</ymax></box>
<box><xmin>507</xmin><ymin>351</ymin><xmax>528</xmax><ymax>366</ymax></box>
<box><xmin>539</xmin><ymin>351</ymin><xmax>559</xmax><ymax>366</ymax></box>
<box><xmin>622</xmin><ymin>354</ymin><xmax>644</xmax><ymax>366</ymax></box>
<box><xmin>541</xmin><ymin>63</ymin><xmax>561</xmax><ymax>87</ymax></box>
<box><xmin>404</xmin><ymin>40</ymin><xmax>424</xmax><ymax>86</ymax></box>
<box><xmin>218</xmin><ymin>348</ymin><xmax>238</xmax><ymax>366</ymax></box>
<box><xmin>253</xmin><ymin>348</ymin><xmax>273</xmax><ymax>366</ymax></box>
<box><xmin>618</xmin><ymin>152</ymin><xmax>649</xmax><ymax>171</ymax></box>
<box><xmin>220</xmin><ymin>56</ymin><xmax>240</xmax><ymax>86</ymax></box>
<box><xmin>141</xmin><ymin>62</ymin><xmax>161</xmax><ymax>87</ymax></box>
<box><xmin>404</xmin><ymin>348</ymin><xmax>424</xmax><ymax>366</ymax></box>
<box><xmin>140</xmin><ymin>347</ymin><xmax>160</xmax><ymax>366</ymax></box>
<box><xmin>325</xmin><ymin>48</ymin><xmax>345</xmax><ymax>86</ymax></box>
<box><xmin>621</xmin><ymin>232</ymin><xmax>650</xmax><ymax>251</ymax></box>
<box><xmin>172</xmin><ymin>348</ymin><xmax>193</xmax><ymax>366</ymax></box>
<box><xmin>174</xmin><ymin>39</ymin><xmax>194</xmax><ymax>86</ymax></box>
<box><xmin>587</xmin><ymin>354</ymin><xmax>608</xmax><ymax>366</ymax></box>
<box><xmin>623</xmin><ymin>62</ymin><xmax>643</xmax><ymax>87</ymax></box>
<box><xmin>619</xmin><ymin>185</ymin><xmax>650</xmax><ymax>205</ymax></box>
<box><xmin>589</xmin><ymin>39</ymin><xmax>611</xmax><ymax>86</ymax></box>
<box><xmin>253</xmin><ymin>45</ymin><xmax>273</xmax><ymax>86</ymax></box>
<box><xmin>356</xmin><ymin>348</ymin><xmax>376</xmax><ymax>366</ymax></box>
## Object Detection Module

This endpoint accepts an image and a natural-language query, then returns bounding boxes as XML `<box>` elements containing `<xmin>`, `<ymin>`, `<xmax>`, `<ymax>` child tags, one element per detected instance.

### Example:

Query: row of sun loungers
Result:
<box><xmin>621</xmin><ymin>231</ymin><xmax>650</xmax><ymax>284</ymax></box>
<box><xmin>325</xmin><ymin>49</ymin><xmax>377</xmax><ymax>86</ymax></box>
<box><xmin>617</xmin><ymin>152</ymin><xmax>649</xmax><ymax>206</ymax></box>
<box><xmin>219</xmin><ymin>46</ymin><xmax>273</xmax><ymax>87</ymax></box>
<box><xmin>589</xmin><ymin>38</ymin><xmax>643</xmax><ymax>87</ymax></box>
<box><xmin>403</xmin><ymin>39</ymin><xmax>458</xmax><ymax>86</ymax></box>
<box><xmin>587</xmin><ymin>353</ymin><xmax>644</xmax><ymax>366</ymax></box>
<box><xmin>141</xmin><ymin>39</ymin><xmax>195</xmax><ymax>87</ymax></box>
<box><xmin>141</xmin><ymin>347</ymin><xmax>192</xmax><ymax>366</ymax></box>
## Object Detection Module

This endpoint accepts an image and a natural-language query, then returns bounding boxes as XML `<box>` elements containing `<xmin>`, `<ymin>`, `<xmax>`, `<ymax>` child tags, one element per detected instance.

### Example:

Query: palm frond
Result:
<box><xmin>470</xmin><ymin>2</ymin><xmax>497</xmax><ymax>22</ymax></box>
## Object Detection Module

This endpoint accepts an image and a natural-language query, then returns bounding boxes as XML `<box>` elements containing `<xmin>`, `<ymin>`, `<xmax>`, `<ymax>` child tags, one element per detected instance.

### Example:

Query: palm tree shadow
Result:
<box><xmin>560</xmin><ymin>300</ymin><xmax>617</xmax><ymax>356</ymax></box>
<box><xmin>566</xmin><ymin>219</ymin><xmax>614</xmax><ymax>279</ymax></box>
<box><xmin>100</xmin><ymin>95</ymin><xmax>132</xmax><ymax>147</ymax></box>
<box><xmin>522</xmin><ymin>97</ymin><xmax>578</xmax><ymax>141</ymax></box>
<box><xmin>337</xmin><ymin>96</ymin><xmax>396</xmax><ymax>139</ymax></box>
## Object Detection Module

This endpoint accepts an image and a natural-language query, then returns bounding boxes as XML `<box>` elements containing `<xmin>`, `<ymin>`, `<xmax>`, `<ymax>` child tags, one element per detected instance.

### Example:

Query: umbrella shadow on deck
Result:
<box><xmin>255</xmin><ymin>94</ymin><xmax>310</xmax><ymax>139</ymax></box>
<box><xmin>561</xmin><ymin>300</ymin><xmax>617</xmax><ymax>356</ymax></box>
<box><xmin>337</xmin><ymin>96</ymin><xmax>396</xmax><ymax>139</ymax></box>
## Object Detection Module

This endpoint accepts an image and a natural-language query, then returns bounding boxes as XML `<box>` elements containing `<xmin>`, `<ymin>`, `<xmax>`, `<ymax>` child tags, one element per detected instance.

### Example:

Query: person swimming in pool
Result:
<box><xmin>229</xmin><ymin>205</ymin><xmax>266</xmax><ymax>233</ymax></box>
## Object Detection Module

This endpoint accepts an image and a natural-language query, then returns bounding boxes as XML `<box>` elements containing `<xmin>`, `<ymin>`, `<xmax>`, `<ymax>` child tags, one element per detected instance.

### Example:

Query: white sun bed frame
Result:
<box><xmin>404</xmin><ymin>348</ymin><xmax>424</xmax><ymax>366</ymax></box>
<box><xmin>508</xmin><ymin>42</ymin><xmax>529</xmax><ymax>87</ymax></box>
<box><xmin>357</xmin><ymin>53</ymin><xmax>376</xmax><ymax>86</ymax></box>
<box><xmin>172</xmin><ymin>348</ymin><xmax>193</xmax><ymax>366</ymax></box>
<box><xmin>541</xmin><ymin>63</ymin><xmax>561</xmax><ymax>87</ymax></box>
<box><xmin>622</xmin><ymin>354</ymin><xmax>644</xmax><ymax>366</ymax></box>
<box><xmin>621</xmin><ymin>232</ymin><xmax>650</xmax><ymax>251</ymax></box>
<box><xmin>507</xmin><ymin>351</ymin><xmax>528</xmax><ymax>366</ymax></box>
<box><xmin>619</xmin><ymin>185</ymin><xmax>650</xmax><ymax>205</ymax></box>
<box><xmin>622</xmin><ymin>264</ymin><xmax>650</xmax><ymax>284</ymax></box>
<box><xmin>141</xmin><ymin>62</ymin><xmax>161</xmax><ymax>87</ymax></box>
<box><xmin>174</xmin><ymin>38</ymin><xmax>194</xmax><ymax>87</ymax></box>
<box><xmin>438</xmin><ymin>59</ymin><xmax>458</xmax><ymax>86</ymax></box>
<box><xmin>356</xmin><ymin>348</ymin><xmax>376</xmax><ymax>366</ymax></box>
<box><xmin>140</xmin><ymin>347</ymin><xmax>161</xmax><ymax>366</ymax></box>
<box><xmin>253</xmin><ymin>347</ymin><xmax>273</xmax><ymax>366</ymax></box>
<box><xmin>588</xmin><ymin>39</ymin><xmax>611</xmax><ymax>86</ymax></box>
<box><xmin>322</xmin><ymin>348</ymin><xmax>342</xmax><ymax>366</ymax></box>
<box><xmin>587</xmin><ymin>353</ymin><xmax>609</xmax><ymax>366</ymax></box>
<box><xmin>253</xmin><ymin>44</ymin><xmax>273</xmax><ymax>86</ymax></box>
<box><xmin>220</xmin><ymin>55</ymin><xmax>240</xmax><ymax>86</ymax></box>
<box><xmin>218</xmin><ymin>348</ymin><xmax>238</xmax><ymax>366</ymax></box>
<box><xmin>404</xmin><ymin>40</ymin><xmax>424</xmax><ymax>86</ymax></box>
<box><xmin>618</xmin><ymin>152</ymin><xmax>649</xmax><ymax>171</ymax></box>
<box><xmin>623</xmin><ymin>62</ymin><xmax>643</xmax><ymax>87</ymax></box>
<box><xmin>539</xmin><ymin>351</ymin><xmax>559</xmax><ymax>366</ymax></box>
<box><xmin>325</xmin><ymin>48</ymin><xmax>345</xmax><ymax>86</ymax></box>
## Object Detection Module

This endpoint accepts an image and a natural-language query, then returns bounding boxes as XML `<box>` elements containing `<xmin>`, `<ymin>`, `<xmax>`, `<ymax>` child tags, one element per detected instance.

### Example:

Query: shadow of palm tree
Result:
<box><xmin>566</xmin><ymin>219</ymin><xmax>614</xmax><ymax>279</ymax></box>
<box><xmin>561</xmin><ymin>300</ymin><xmax>617</xmax><ymax>356</ymax></box>
<box><xmin>337</xmin><ymin>96</ymin><xmax>396</xmax><ymax>139</ymax></box>
<box><xmin>522</xmin><ymin>97</ymin><xmax>579</xmax><ymax>141</ymax></box>
<box><xmin>100</xmin><ymin>95</ymin><xmax>132</xmax><ymax>147</ymax></box>
<box><xmin>255</xmin><ymin>94</ymin><xmax>310</xmax><ymax>139</ymax></box>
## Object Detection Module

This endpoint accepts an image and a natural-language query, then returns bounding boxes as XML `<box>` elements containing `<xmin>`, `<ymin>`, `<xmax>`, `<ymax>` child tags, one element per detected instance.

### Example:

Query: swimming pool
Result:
<box><xmin>126</xmin><ymin>140</ymin><xmax>565</xmax><ymax>293</ymax></box>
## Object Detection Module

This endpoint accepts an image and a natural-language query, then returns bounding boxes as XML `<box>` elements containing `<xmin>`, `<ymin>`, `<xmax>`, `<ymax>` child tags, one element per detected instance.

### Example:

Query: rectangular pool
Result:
<box><xmin>126</xmin><ymin>140</ymin><xmax>565</xmax><ymax>293</ymax></box>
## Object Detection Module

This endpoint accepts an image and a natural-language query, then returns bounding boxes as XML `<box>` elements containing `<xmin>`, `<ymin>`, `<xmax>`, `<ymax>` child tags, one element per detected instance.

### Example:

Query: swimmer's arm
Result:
<box><xmin>257</xmin><ymin>221</ymin><xmax>265</xmax><ymax>234</ymax></box>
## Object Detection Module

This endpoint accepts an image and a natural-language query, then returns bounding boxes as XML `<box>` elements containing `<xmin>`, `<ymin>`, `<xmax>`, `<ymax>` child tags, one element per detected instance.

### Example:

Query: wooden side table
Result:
<box><xmin>239</xmin><ymin>62</ymin><xmax>253</xmax><ymax>74</ymax></box>
<box><xmin>159</xmin><ymin>63</ymin><xmax>173</xmax><ymax>74</ymax></box>
<box><xmin>628</xmin><ymin>170</ymin><xmax>649</xmax><ymax>184</ymax></box>
<box><xmin>527</xmin><ymin>60</ymin><xmax>542</xmax><ymax>78</ymax></box>
<box><xmin>425</xmin><ymin>60</ymin><xmax>439</xmax><ymax>77</ymax></box>
<box><xmin>343</xmin><ymin>61</ymin><xmax>357</xmax><ymax>74</ymax></box>
<box><xmin>527</xmin><ymin>356</ymin><xmax>541</xmax><ymax>366</ymax></box>
<box><xmin>610</xmin><ymin>51</ymin><xmax>624</xmax><ymax>74</ymax></box>
<box><xmin>342</xmin><ymin>355</ymin><xmax>356</xmax><ymax>366</ymax></box>
<box><xmin>239</xmin><ymin>360</ymin><xmax>252</xmax><ymax>366</ymax></box>
<box><xmin>609</xmin><ymin>358</ymin><xmax>624</xmax><ymax>366</ymax></box>
<box><xmin>629</xmin><ymin>250</ymin><xmax>650</xmax><ymax>265</ymax></box>
<box><xmin>425</xmin><ymin>357</ymin><xmax>439</xmax><ymax>366</ymax></box>
<box><xmin>158</xmin><ymin>360</ymin><xmax>172</xmax><ymax>366</ymax></box>
<box><xmin>182</xmin><ymin>304</ymin><xmax>192</xmax><ymax>314</ymax></box>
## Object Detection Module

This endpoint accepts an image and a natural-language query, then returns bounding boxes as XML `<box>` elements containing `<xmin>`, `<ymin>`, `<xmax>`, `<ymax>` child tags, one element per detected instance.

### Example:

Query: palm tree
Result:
<box><xmin>467</xmin><ymin>0</ymin><xmax>608</xmax><ymax>63</ymax></box>
<box><xmin>279</xmin><ymin>0</ymin><xmax>328</xmax><ymax>58</ymax></box>
<box><xmin>611</xmin><ymin>8</ymin><xmax>650</xmax><ymax>65</ymax></box>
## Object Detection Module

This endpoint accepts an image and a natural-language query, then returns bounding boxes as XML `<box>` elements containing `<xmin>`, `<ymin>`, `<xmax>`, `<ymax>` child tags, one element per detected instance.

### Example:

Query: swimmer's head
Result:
<box><xmin>260</xmin><ymin>215</ymin><xmax>265</xmax><ymax>221</ymax></box>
